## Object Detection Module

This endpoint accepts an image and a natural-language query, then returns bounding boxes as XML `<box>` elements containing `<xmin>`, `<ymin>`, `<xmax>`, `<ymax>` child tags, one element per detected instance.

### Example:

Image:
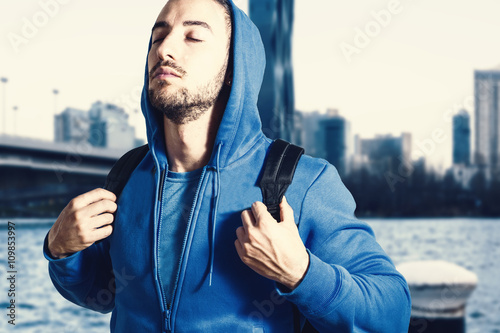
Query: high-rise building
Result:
<box><xmin>250</xmin><ymin>0</ymin><xmax>294</xmax><ymax>140</ymax></box>
<box><xmin>452</xmin><ymin>109</ymin><xmax>470</xmax><ymax>165</ymax></box>
<box><xmin>355</xmin><ymin>133</ymin><xmax>412</xmax><ymax>175</ymax></box>
<box><xmin>318</xmin><ymin>109</ymin><xmax>351</xmax><ymax>176</ymax></box>
<box><xmin>54</xmin><ymin>108</ymin><xmax>90</xmax><ymax>144</ymax></box>
<box><xmin>474</xmin><ymin>69</ymin><xmax>500</xmax><ymax>168</ymax></box>
<box><xmin>88</xmin><ymin>101</ymin><xmax>135</xmax><ymax>150</ymax></box>
<box><xmin>54</xmin><ymin>102</ymin><xmax>136</xmax><ymax>150</ymax></box>
<box><xmin>294</xmin><ymin>110</ymin><xmax>327</xmax><ymax>157</ymax></box>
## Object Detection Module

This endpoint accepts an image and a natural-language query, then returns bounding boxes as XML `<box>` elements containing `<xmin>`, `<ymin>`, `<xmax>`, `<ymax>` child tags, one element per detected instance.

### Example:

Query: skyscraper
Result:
<box><xmin>474</xmin><ymin>69</ymin><xmax>500</xmax><ymax>168</ymax></box>
<box><xmin>54</xmin><ymin>108</ymin><xmax>90</xmax><ymax>144</ymax></box>
<box><xmin>88</xmin><ymin>101</ymin><xmax>136</xmax><ymax>150</ymax></box>
<box><xmin>250</xmin><ymin>0</ymin><xmax>294</xmax><ymax>140</ymax></box>
<box><xmin>54</xmin><ymin>102</ymin><xmax>136</xmax><ymax>150</ymax></box>
<box><xmin>453</xmin><ymin>109</ymin><xmax>470</xmax><ymax>165</ymax></box>
<box><xmin>318</xmin><ymin>109</ymin><xmax>351</xmax><ymax>176</ymax></box>
<box><xmin>354</xmin><ymin>133</ymin><xmax>412</xmax><ymax>176</ymax></box>
<box><xmin>294</xmin><ymin>110</ymin><xmax>327</xmax><ymax>157</ymax></box>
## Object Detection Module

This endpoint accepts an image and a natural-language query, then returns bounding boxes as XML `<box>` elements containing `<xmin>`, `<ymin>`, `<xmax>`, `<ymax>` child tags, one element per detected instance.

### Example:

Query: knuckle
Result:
<box><xmin>246</xmin><ymin>232</ymin><xmax>254</xmax><ymax>243</ymax></box>
<box><xmin>73</xmin><ymin>210</ymin><xmax>84</xmax><ymax>222</ymax></box>
<box><xmin>242</xmin><ymin>243</ymin><xmax>253</xmax><ymax>256</ymax></box>
<box><xmin>98</xmin><ymin>188</ymin><xmax>116</xmax><ymax>201</ymax></box>
<box><xmin>99</xmin><ymin>200</ymin><xmax>116</xmax><ymax>213</ymax></box>
<box><xmin>67</xmin><ymin>198</ymin><xmax>78</xmax><ymax>211</ymax></box>
<box><xmin>94</xmin><ymin>187</ymin><xmax>106</xmax><ymax>196</ymax></box>
<box><xmin>79</xmin><ymin>191</ymin><xmax>90</xmax><ymax>202</ymax></box>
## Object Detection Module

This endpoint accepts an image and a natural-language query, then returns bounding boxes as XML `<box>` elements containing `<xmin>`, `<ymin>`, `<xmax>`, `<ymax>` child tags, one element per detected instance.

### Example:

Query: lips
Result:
<box><xmin>152</xmin><ymin>67</ymin><xmax>182</xmax><ymax>81</ymax></box>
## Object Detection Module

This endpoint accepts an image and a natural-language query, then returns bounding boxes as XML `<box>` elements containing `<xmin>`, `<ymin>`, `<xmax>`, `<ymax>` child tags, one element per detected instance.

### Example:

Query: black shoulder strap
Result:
<box><xmin>104</xmin><ymin>144</ymin><xmax>149</xmax><ymax>197</ymax></box>
<box><xmin>259</xmin><ymin>138</ymin><xmax>304</xmax><ymax>221</ymax></box>
<box><xmin>259</xmin><ymin>139</ymin><xmax>320</xmax><ymax>333</ymax></box>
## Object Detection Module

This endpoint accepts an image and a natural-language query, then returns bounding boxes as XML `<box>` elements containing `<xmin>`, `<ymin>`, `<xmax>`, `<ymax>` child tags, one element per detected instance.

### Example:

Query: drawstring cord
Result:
<box><xmin>209</xmin><ymin>143</ymin><xmax>223</xmax><ymax>286</ymax></box>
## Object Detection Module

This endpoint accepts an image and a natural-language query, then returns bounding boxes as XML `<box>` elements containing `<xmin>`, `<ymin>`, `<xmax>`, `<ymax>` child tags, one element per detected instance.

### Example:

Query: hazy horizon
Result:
<box><xmin>1</xmin><ymin>0</ymin><xmax>500</xmax><ymax>171</ymax></box>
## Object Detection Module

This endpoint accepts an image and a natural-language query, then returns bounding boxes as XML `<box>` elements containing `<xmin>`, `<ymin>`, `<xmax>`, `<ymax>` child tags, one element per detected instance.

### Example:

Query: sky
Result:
<box><xmin>1</xmin><ymin>0</ymin><xmax>500</xmax><ymax>170</ymax></box>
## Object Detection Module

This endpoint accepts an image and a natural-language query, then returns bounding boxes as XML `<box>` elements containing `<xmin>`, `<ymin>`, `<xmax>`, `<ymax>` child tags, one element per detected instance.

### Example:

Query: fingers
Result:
<box><xmin>236</xmin><ymin>226</ymin><xmax>246</xmax><ymax>240</ymax></box>
<box><xmin>71</xmin><ymin>188</ymin><xmax>117</xmax><ymax>210</ymax></box>
<box><xmin>92</xmin><ymin>224</ymin><xmax>113</xmax><ymax>242</ymax></box>
<box><xmin>234</xmin><ymin>198</ymin><xmax>306</xmax><ymax>289</ymax></box>
<box><xmin>48</xmin><ymin>189</ymin><xmax>117</xmax><ymax>259</ymax></box>
<box><xmin>250</xmin><ymin>201</ymin><xmax>272</xmax><ymax>224</ymax></box>
<box><xmin>91</xmin><ymin>213</ymin><xmax>115</xmax><ymax>229</ymax></box>
<box><xmin>241</xmin><ymin>209</ymin><xmax>256</xmax><ymax>230</ymax></box>
<box><xmin>280</xmin><ymin>196</ymin><xmax>294</xmax><ymax>224</ymax></box>
<box><xmin>234</xmin><ymin>239</ymin><xmax>244</xmax><ymax>258</ymax></box>
<box><xmin>84</xmin><ymin>199</ymin><xmax>118</xmax><ymax>218</ymax></box>
<box><xmin>234</xmin><ymin>227</ymin><xmax>247</xmax><ymax>261</ymax></box>
<box><xmin>75</xmin><ymin>214</ymin><xmax>113</xmax><ymax>245</ymax></box>
<box><xmin>242</xmin><ymin>199</ymin><xmax>294</xmax><ymax>230</ymax></box>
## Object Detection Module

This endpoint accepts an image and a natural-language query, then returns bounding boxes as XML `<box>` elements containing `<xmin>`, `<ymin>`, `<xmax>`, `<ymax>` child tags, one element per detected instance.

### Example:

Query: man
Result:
<box><xmin>44</xmin><ymin>0</ymin><xmax>411</xmax><ymax>332</ymax></box>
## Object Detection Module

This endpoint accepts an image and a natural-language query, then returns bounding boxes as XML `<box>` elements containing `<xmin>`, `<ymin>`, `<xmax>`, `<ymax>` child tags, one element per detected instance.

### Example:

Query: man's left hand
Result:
<box><xmin>235</xmin><ymin>196</ymin><xmax>309</xmax><ymax>290</ymax></box>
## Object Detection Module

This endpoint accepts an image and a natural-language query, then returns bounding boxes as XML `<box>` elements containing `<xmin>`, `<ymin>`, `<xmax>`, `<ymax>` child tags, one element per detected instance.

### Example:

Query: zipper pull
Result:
<box><xmin>158</xmin><ymin>169</ymin><xmax>166</xmax><ymax>202</ymax></box>
<box><xmin>164</xmin><ymin>310</ymin><xmax>172</xmax><ymax>332</ymax></box>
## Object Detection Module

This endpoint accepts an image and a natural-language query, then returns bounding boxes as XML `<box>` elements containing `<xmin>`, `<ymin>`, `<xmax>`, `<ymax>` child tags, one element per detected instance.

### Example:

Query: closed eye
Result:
<box><xmin>186</xmin><ymin>36</ymin><xmax>203</xmax><ymax>42</ymax></box>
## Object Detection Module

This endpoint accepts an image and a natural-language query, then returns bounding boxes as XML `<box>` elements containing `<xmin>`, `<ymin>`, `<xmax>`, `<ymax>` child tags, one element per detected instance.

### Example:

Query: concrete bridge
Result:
<box><xmin>0</xmin><ymin>135</ymin><xmax>132</xmax><ymax>218</ymax></box>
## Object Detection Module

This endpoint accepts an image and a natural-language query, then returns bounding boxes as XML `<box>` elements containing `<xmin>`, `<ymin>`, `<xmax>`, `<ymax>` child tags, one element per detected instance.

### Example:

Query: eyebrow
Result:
<box><xmin>151</xmin><ymin>21</ymin><xmax>168</xmax><ymax>32</ymax></box>
<box><xmin>183</xmin><ymin>20</ymin><xmax>212</xmax><ymax>32</ymax></box>
<box><xmin>151</xmin><ymin>20</ymin><xmax>213</xmax><ymax>33</ymax></box>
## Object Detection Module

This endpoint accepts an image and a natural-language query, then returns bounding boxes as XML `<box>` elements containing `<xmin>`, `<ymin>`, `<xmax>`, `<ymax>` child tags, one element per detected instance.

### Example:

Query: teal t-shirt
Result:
<box><xmin>158</xmin><ymin>167</ymin><xmax>202</xmax><ymax>307</ymax></box>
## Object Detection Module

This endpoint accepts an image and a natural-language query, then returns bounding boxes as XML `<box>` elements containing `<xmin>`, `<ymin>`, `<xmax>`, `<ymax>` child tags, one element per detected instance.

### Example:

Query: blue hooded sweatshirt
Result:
<box><xmin>45</xmin><ymin>1</ymin><xmax>411</xmax><ymax>332</ymax></box>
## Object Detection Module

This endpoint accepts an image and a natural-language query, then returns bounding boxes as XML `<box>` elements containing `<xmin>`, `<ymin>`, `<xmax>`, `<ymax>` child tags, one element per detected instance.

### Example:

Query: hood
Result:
<box><xmin>140</xmin><ymin>0</ymin><xmax>266</xmax><ymax>169</ymax></box>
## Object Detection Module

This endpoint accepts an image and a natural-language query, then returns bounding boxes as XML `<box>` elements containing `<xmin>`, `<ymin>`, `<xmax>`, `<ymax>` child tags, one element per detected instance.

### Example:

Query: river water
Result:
<box><xmin>0</xmin><ymin>218</ymin><xmax>499</xmax><ymax>332</ymax></box>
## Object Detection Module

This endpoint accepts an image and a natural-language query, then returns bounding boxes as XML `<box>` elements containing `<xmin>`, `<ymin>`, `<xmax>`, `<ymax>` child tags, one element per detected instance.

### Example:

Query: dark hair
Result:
<box><xmin>213</xmin><ymin>0</ymin><xmax>234</xmax><ymax>79</ymax></box>
<box><xmin>213</xmin><ymin>0</ymin><xmax>233</xmax><ymax>36</ymax></box>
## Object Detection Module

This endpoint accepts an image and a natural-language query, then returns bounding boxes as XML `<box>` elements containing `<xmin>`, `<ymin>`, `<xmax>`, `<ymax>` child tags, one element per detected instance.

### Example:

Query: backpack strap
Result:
<box><xmin>259</xmin><ymin>139</ymin><xmax>320</xmax><ymax>333</ymax></box>
<box><xmin>259</xmin><ymin>139</ymin><xmax>304</xmax><ymax>222</ymax></box>
<box><xmin>104</xmin><ymin>144</ymin><xmax>149</xmax><ymax>197</ymax></box>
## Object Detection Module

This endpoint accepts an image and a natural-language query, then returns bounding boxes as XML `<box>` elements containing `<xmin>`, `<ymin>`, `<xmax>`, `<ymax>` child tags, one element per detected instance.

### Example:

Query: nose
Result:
<box><xmin>156</xmin><ymin>33</ymin><xmax>177</xmax><ymax>62</ymax></box>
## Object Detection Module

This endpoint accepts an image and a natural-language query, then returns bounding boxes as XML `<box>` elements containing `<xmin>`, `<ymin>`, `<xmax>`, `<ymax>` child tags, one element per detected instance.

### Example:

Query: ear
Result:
<box><xmin>225</xmin><ymin>68</ymin><xmax>233</xmax><ymax>86</ymax></box>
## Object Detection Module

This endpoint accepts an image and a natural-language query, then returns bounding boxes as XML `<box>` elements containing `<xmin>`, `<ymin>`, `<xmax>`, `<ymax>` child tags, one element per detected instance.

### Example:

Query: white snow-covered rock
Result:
<box><xmin>397</xmin><ymin>261</ymin><xmax>478</xmax><ymax>318</ymax></box>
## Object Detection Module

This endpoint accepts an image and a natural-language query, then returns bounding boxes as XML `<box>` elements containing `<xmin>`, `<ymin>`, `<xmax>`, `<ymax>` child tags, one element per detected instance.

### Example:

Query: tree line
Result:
<box><xmin>343</xmin><ymin>163</ymin><xmax>500</xmax><ymax>217</ymax></box>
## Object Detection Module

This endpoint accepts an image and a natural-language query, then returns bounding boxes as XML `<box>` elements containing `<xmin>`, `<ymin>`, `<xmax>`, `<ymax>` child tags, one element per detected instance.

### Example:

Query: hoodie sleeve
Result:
<box><xmin>276</xmin><ymin>163</ymin><xmax>411</xmax><ymax>332</ymax></box>
<box><xmin>43</xmin><ymin>233</ymin><xmax>115</xmax><ymax>314</ymax></box>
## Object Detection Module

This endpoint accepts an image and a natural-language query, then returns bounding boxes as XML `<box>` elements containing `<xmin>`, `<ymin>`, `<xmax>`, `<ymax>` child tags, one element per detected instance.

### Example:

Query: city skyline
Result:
<box><xmin>474</xmin><ymin>69</ymin><xmax>500</xmax><ymax>168</ymax></box>
<box><xmin>1</xmin><ymin>0</ymin><xmax>500</xmax><ymax>170</ymax></box>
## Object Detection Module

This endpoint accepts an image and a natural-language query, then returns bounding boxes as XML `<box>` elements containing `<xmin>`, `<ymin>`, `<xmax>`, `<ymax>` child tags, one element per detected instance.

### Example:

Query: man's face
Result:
<box><xmin>148</xmin><ymin>0</ymin><xmax>231</xmax><ymax>124</ymax></box>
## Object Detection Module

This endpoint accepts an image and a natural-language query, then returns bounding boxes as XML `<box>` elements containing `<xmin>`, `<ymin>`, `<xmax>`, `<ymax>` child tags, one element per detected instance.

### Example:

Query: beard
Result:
<box><xmin>148</xmin><ymin>62</ymin><xmax>227</xmax><ymax>125</ymax></box>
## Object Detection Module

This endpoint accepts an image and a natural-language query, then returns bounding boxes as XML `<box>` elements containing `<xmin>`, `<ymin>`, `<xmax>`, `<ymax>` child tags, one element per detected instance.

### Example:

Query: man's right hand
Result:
<box><xmin>47</xmin><ymin>188</ymin><xmax>117</xmax><ymax>259</ymax></box>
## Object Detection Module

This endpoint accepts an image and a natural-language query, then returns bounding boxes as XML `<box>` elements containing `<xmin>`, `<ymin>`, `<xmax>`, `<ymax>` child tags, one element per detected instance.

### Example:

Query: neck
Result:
<box><xmin>163</xmin><ymin>92</ymin><xmax>227</xmax><ymax>173</ymax></box>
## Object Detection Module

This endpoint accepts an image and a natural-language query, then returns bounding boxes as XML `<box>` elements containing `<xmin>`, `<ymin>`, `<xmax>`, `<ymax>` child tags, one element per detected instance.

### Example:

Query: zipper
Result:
<box><xmin>158</xmin><ymin>169</ymin><xmax>166</xmax><ymax>201</ymax></box>
<box><xmin>155</xmin><ymin>168</ymin><xmax>168</xmax><ymax>332</ymax></box>
<box><xmin>163</xmin><ymin>309</ymin><xmax>172</xmax><ymax>332</ymax></box>
<box><xmin>157</xmin><ymin>167</ymin><xmax>207</xmax><ymax>332</ymax></box>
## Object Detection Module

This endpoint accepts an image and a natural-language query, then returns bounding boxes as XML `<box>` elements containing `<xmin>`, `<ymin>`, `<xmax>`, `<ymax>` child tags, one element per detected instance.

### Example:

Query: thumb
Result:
<box><xmin>280</xmin><ymin>196</ymin><xmax>294</xmax><ymax>223</ymax></box>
